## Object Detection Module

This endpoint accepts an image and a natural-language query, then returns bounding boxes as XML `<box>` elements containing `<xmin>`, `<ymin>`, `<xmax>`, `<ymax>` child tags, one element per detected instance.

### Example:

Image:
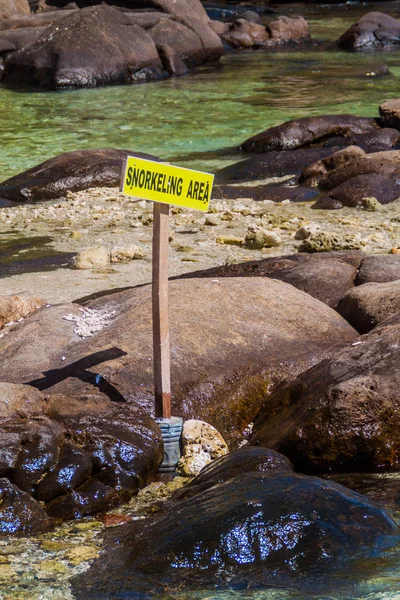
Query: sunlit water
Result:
<box><xmin>2</xmin><ymin>3</ymin><xmax>400</xmax><ymax>599</ymax></box>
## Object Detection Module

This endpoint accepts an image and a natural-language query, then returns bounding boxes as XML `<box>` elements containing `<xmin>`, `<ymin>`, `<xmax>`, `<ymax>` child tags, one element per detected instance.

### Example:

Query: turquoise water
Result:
<box><xmin>2</xmin><ymin>2</ymin><xmax>400</xmax><ymax>181</ymax></box>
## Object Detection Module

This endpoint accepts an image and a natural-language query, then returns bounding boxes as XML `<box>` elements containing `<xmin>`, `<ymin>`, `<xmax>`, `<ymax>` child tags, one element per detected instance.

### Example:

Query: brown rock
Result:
<box><xmin>356</xmin><ymin>254</ymin><xmax>400</xmax><ymax>284</ymax></box>
<box><xmin>0</xmin><ymin>0</ymin><xmax>29</xmax><ymax>19</ymax></box>
<box><xmin>336</xmin><ymin>280</ymin><xmax>400</xmax><ymax>333</ymax></box>
<box><xmin>0</xmin><ymin>478</ymin><xmax>51</xmax><ymax>536</ymax></box>
<box><xmin>300</xmin><ymin>145</ymin><xmax>366</xmax><ymax>186</ymax></box>
<box><xmin>338</xmin><ymin>12</ymin><xmax>400</xmax><ymax>50</ymax></box>
<box><xmin>252</xmin><ymin>315</ymin><xmax>400</xmax><ymax>472</ymax></box>
<box><xmin>266</xmin><ymin>15</ymin><xmax>310</xmax><ymax>44</ymax></box>
<box><xmin>222</xmin><ymin>18</ymin><xmax>268</xmax><ymax>49</ymax></box>
<box><xmin>0</xmin><ymin>292</ymin><xmax>45</xmax><ymax>328</ymax></box>
<box><xmin>380</xmin><ymin>98</ymin><xmax>400</xmax><ymax>129</ymax></box>
<box><xmin>313</xmin><ymin>173</ymin><xmax>400</xmax><ymax>209</ymax></box>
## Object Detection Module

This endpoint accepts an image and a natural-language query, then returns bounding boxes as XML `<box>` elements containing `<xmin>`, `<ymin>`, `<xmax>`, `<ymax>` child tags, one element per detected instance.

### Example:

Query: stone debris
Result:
<box><xmin>63</xmin><ymin>307</ymin><xmax>116</xmax><ymax>338</ymax></box>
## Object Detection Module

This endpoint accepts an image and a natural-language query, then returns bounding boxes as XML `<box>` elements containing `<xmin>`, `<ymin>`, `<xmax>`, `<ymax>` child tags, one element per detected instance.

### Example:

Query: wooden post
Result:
<box><xmin>152</xmin><ymin>202</ymin><xmax>171</xmax><ymax>419</ymax></box>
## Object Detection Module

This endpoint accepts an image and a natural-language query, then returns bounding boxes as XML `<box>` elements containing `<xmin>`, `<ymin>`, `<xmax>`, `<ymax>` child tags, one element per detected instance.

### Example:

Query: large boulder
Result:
<box><xmin>1</xmin><ymin>5</ymin><xmax>223</xmax><ymax>90</ymax></box>
<box><xmin>0</xmin><ymin>478</ymin><xmax>51</xmax><ymax>536</ymax></box>
<box><xmin>252</xmin><ymin>315</ymin><xmax>400</xmax><ymax>472</ymax></box>
<box><xmin>337</xmin><ymin>280</ymin><xmax>400</xmax><ymax>333</ymax></box>
<box><xmin>380</xmin><ymin>98</ymin><xmax>400</xmax><ymax>130</ymax></box>
<box><xmin>338</xmin><ymin>12</ymin><xmax>400</xmax><ymax>51</ymax></box>
<box><xmin>240</xmin><ymin>115</ymin><xmax>378</xmax><ymax>153</ymax></box>
<box><xmin>313</xmin><ymin>173</ymin><xmax>400</xmax><ymax>209</ymax></box>
<box><xmin>212</xmin><ymin>183</ymin><xmax>318</xmax><ymax>203</ymax></box>
<box><xmin>177</xmin><ymin>251</ymin><xmax>363</xmax><ymax>309</ymax></box>
<box><xmin>0</xmin><ymin>148</ymin><xmax>158</xmax><ymax>203</ymax></box>
<box><xmin>72</xmin><ymin>462</ymin><xmax>397</xmax><ymax>597</ymax></box>
<box><xmin>0</xmin><ymin>292</ymin><xmax>45</xmax><ymax>327</ymax></box>
<box><xmin>0</xmin><ymin>278</ymin><xmax>358</xmax><ymax>446</ymax></box>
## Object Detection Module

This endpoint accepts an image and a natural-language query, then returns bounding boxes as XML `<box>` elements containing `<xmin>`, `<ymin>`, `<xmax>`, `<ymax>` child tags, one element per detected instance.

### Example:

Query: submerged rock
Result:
<box><xmin>72</xmin><ymin>459</ymin><xmax>397</xmax><ymax>597</ymax></box>
<box><xmin>0</xmin><ymin>148</ymin><xmax>158</xmax><ymax>203</ymax></box>
<box><xmin>252</xmin><ymin>315</ymin><xmax>400</xmax><ymax>472</ymax></box>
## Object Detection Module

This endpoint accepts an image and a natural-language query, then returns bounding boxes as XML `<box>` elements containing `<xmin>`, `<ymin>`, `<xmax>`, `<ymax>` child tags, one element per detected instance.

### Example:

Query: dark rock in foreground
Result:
<box><xmin>338</xmin><ymin>12</ymin><xmax>400</xmax><ymax>51</ymax></box>
<box><xmin>0</xmin><ymin>148</ymin><xmax>157</xmax><ymax>203</ymax></box>
<box><xmin>252</xmin><ymin>315</ymin><xmax>400</xmax><ymax>472</ymax></box>
<box><xmin>72</xmin><ymin>455</ymin><xmax>397</xmax><ymax>598</ymax></box>
<box><xmin>0</xmin><ymin>478</ymin><xmax>51</xmax><ymax>536</ymax></box>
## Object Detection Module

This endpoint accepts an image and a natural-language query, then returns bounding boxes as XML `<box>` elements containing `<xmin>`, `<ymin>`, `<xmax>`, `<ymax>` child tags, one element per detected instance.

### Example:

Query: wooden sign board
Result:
<box><xmin>121</xmin><ymin>156</ymin><xmax>214</xmax><ymax>211</ymax></box>
<box><xmin>121</xmin><ymin>155</ymin><xmax>214</xmax><ymax>421</ymax></box>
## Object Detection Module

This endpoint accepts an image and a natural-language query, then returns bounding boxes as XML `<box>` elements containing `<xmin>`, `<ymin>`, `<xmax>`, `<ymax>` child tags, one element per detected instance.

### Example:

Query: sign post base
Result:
<box><xmin>156</xmin><ymin>416</ymin><xmax>183</xmax><ymax>472</ymax></box>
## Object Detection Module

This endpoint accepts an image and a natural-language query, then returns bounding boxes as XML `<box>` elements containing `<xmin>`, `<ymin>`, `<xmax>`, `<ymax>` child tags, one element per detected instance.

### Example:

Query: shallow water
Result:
<box><xmin>2</xmin><ymin>2</ymin><xmax>400</xmax><ymax>180</ymax></box>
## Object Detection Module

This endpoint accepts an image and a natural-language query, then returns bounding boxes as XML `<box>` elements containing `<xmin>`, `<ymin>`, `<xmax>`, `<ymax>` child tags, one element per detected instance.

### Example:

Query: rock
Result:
<box><xmin>215</xmin><ymin>235</ymin><xmax>243</xmax><ymax>246</ymax></box>
<box><xmin>252</xmin><ymin>315</ymin><xmax>400</xmax><ymax>472</ymax></box>
<box><xmin>300</xmin><ymin>145</ymin><xmax>367</xmax><ymax>186</ymax></box>
<box><xmin>0</xmin><ymin>148</ymin><xmax>158</xmax><ymax>203</ymax></box>
<box><xmin>0</xmin><ymin>279</ymin><xmax>358</xmax><ymax>446</ymax></box>
<box><xmin>0</xmin><ymin>292</ymin><xmax>45</xmax><ymax>328</ymax></box>
<box><xmin>338</xmin><ymin>12</ymin><xmax>400</xmax><ymax>50</ymax></box>
<box><xmin>380</xmin><ymin>98</ymin><xmax>400</xmax><ymax>129</ymax></box>
<box><xmin>175</xmin><ymin>445</ymin><xmax>293</xmax><ymax>499</ymax></box>
<box><xmin>337</xmin><ymin>280</ymin><xmax>400</xmax><ymax>333</ymax></box>
<box><xmin>299</xmin><ymin>232</ymin><xmax>363</xmax><ymax>253</ymax></box>
<box><xmin>356</xmin><ymin>254</ymin><xmax>400</xmax><ymax>284</ymax></box>
<box><xmin>204</xmin><ymin>214</ymin><xmax>219</xmax><ymax>226</ymax></box>
<box><xmin>216</xmin><ymin>148</ymin><xmax>335</xmax><ymax>183</ymax></box>
<box><xmin>0</xmin><ymin>382</ymin><xmax>46</xmax><ymax>419</ymax></box>
<box><xmin>222</xmin><ymin>18</ymin><xmax>268</xmax><ymax>49</ymax></box>
<box><xmin>0</xmin><ymin>478</ymin><xmax>51</xmax><ymax>536</ymax></box>
<box><xmin>176</xmin><ymin>419</ymin><xmax>228</xmax><ymax>477</ymax></box>
<box><xmin>0</xmin><ymin>0</ymin><xmax>29</xmax><ymax>19</ymax></box>
<box><xmin>362</xmin><ymin>196</ymin><xmax>382</xmax><ymax>211</ymax></box>
<box><xmin>240</xmin><ymin>115</ymin><xmax>378</xmax><ymax>153</ymax></box>
<box><xmin>72</xmin><ymin>246</ymin><xmax>110</xmax><ymax>269</ymax></box>
<box><xmin>110</xmin><ymin>245</ymin><xmax>143</xmax><ymax>263</ymax></box>
<box><xmin>313</xmin><ymin>173</ymin><xmax>400</xmax><ymax>210</ymax></box>
<box><xmin>72</xmin><ymin>468</ymin><xmax>397</xmax><ymax>596</ymax></box>
<box><xmin>240</xmin><ymin>10</ymin><xmax>261</xmax><ymax>24</ymax></box>
<box><xmin>65</xmin><ymin>546</ymin><xmax>99</xmax><ymax>566</ymax></box>
<box><xmin>294</xmin><ymin>223</ymin><xmax>319</xmax><ymax>240</ymax></box>
<box><xmin>213</xmin><ymin>183</ymin><xmax>318</xmax><ymax>203</ymax></box>
<box><xmin>244</xmin><ymin>224</ymin><xmax>281</xmax><ymax>249</ymax></box>
<box><xmin>2</xmin><ymin>4</ymin><xmax>222</xmax><ymax>89</ymax></box>
<box><xmin>176</xmin><ymin>251</ymin><xmax>363</xmax><ymax>309</ymax></box>
<box><xmin>266</xmin><ymin>15</ymin><xmax>310</xmax><ymax>45</ymax></box>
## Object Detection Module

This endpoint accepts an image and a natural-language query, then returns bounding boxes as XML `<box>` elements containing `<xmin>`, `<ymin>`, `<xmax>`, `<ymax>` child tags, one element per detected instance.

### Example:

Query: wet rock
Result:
<box><xmin>156</xmin><ymin>43</ymin><xmax>188</xmax><ymax>77</ymax></box>
<box><xmin>253</xmin><ymin>314</ymin><xmax>400</xmax><ymax>472</ymax></box>
<box><xmin>0</xmin><ymin>279</ymin><xmax>357</xmax><ymax>446</ymax></box>
<box><xmin>72</xmin><ymin>246</ymin><xmax>110</xmax><ymax>269</ymax></box>
<box><xmin>0</xmin><ymin>292</ymin><xmax>45</xmax><ymax>328</ymax></box>
<box><xmin>240</xmin><ymin>115</ymin><xmax>377</xmax><ymax>153</ymax></box>
<box><xmin>244</xmin><ymin>224</ymin><xmax>281</xmax><ymax>249</ymax></box>
<box><xmin>356</xmin><ymin>254</ymin><xmax>400</xmax><ymax>284</ymax></box>
<box><xmin>0</xmin><ymin>148</ymin><xmax>158</xmax><ymax>203</ymax></box>
<box><xmin>0</xmin><ymin>0</ymin><xmax>29</xmax><ymax>18</ymax></box>
<box><xmin>177</xmin><ymin>251</ymin><xmax>363</xmax><ymax>309</ymax></box>
<box><xmin>300</xmin><ymin>145</ymin><xmax>367</xmax><ymax>186</ymax></box>
<box><xmin>0</xmin><ymin>478</ymin><xmax>51</xmax><ymax>536</ymax></box>
<box><xmin>175</xmin><ymin>445</ymin><xmax>293</xmax><ymax>500</ymax></box>
<box><xmin>313</xmin><ymin>173</ymin><xmax>400</xmax><ymax>210</ymax></box>
<box><xmin>380</xmin><ymin>98</ymin><xmax>400</xmax><ymax>129</ymax></box>
<box><xmin>299</xmin><ymin>231</ymin><xmax>363</xmax><ymax>253</ymax></box>
<box><xmin>177</xmin><ymin>419</ymin><xmax>228</xmax><ymax>477</ymax></box>
<box><xmin>222</xmin><ymin>18</ymin><xmax>268</xmax><ymax>49</ymax></box>
<box><xmin>266</xmin><ymin>15</ymin><xmax>310</xmax><ymax>45</ymax></box>
<box><xmin>213</xmin><ymin>183</ymin><xmax>318</xmax><ymax>203</ymax></box>
<box><xmin>337</xmin><ymin>280</ymin><xmax>400</xmax><ymax>333</ymax></box>
<box><xmin>216</xmin><ymin>148</ymin><xmax>335</xmax><ymax>182</ymax></box>
<box><xmin>72</xmin><ymin>469</ymin><xmax>397</xmax><ymax>597</ymax></box>
<box><xmin>338</xmin><ymin>12</ymin><xmax>400</xmax><ymax>50</ymax></box>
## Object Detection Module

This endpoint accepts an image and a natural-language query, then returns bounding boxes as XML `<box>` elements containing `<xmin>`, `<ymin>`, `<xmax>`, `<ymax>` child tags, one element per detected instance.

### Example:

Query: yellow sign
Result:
<box><xmin>121</xmin><ymin>156</ymin><xmax>214</xmax><ymax>211</ymax></box>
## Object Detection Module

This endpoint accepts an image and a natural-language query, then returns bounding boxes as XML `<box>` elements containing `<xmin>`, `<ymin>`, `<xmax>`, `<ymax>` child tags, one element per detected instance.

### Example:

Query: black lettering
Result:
<box><xmin>177</xmin><ymin>178</ymin><xmax>183</xmax><ymax>196</ymax></box>
<box><xmin>138</xmin><ymin>169</ymin><xmax>145</xmax><ymax>187</ymax></box>
<box><xmin>203</xmin><ymin>182</ymin><xmax>210</xmax><ymax>203</ymax></box>
<box><xmin>162</xmin><ymin>174</ymin><xmax>168</xmax><ymax>194</ymax></box>
<box><xmin>193</xmin><ymin>181</ymin><xmax>200</xmax><ymax>200</ymax></box>
<box><xmin>151</xmin><ymin>172</ymin><xmax>157</xmax><ymax>191</ymax></box>
<box><xmin>126</xmin><ymin>166</ymin><xmax>133</xmax><ymax>187</ymax></box>
<box><xmin>144</xmin><ymin>170</ymin><xmax>151</xmax><ymax>190</ymax></box>
<box><xmin>198</xmin><ymin>182</ymin><xmax>205</xmax><ymax>201</ymax></box>
<box><xmin>132</xmin><ymin>167</ymin><xmax>139</xmax><ymax>187</ymax></box>
<box><xmin>187</xmin><ymin>180</ymin><xmax>193</xmax><ymax>198</ymax></box>
<box><xmin>169</xmin><ymin>176</ymin><xmax>176</xmax><ymax>195</ymax></box>
<box><xmin>157</xmin><ymin>173</ymin><xmax>163</xmax><ymax>192</ymax></box>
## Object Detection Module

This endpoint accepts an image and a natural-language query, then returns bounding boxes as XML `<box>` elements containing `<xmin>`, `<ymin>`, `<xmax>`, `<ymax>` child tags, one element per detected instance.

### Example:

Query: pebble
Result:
<box><xmin>72</xmin><ymin>246</ymin><xmax>110</xmax><ymax>269</ymax></box>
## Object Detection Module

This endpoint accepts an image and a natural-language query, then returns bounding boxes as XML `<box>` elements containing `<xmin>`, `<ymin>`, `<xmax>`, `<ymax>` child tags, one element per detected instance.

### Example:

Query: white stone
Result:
<box><xmin>71</xmin><ymin>246</ymin><xmax>109</xmax><ymax>269</ymax></box>
<box><xmin>177</xmin><ymin>419</ymin><xmax>228</xmax><ymax>477</ymax></box>
<box><xmin>110</xmin><ymin>245</ymin><xmax>144</xmax><ymax>263</ymax></box>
